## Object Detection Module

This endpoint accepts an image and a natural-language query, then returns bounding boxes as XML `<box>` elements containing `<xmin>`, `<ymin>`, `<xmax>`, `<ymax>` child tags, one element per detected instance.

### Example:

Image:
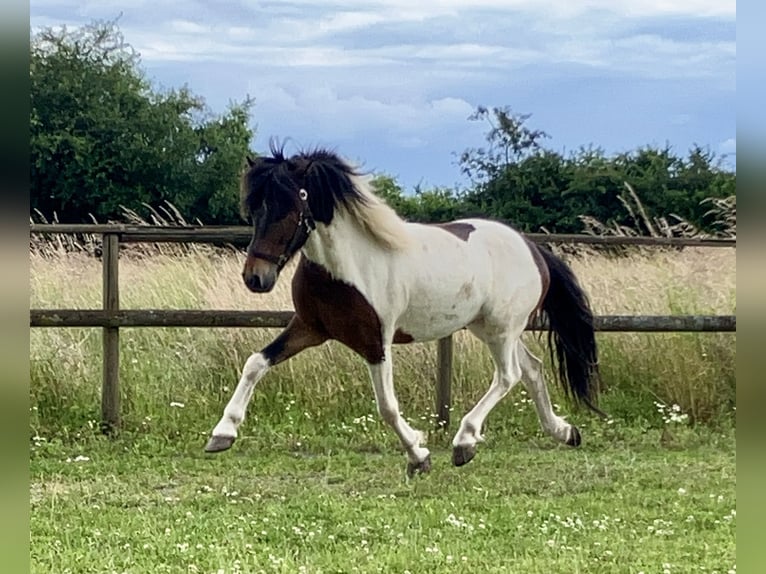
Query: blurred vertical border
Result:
<box><xmin>0</xmin><ymin>0</ymin><xmax>29</xmax><ymax>571</ymax></box>
<box><xmin>735</xmin><ymin>0</ymin><xmax>765</xmax><ymax>570</ymax></box>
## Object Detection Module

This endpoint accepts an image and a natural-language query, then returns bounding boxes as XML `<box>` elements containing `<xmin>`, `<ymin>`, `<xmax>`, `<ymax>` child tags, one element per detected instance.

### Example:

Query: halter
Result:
<box><xmin>249</xmin><ymin>188</ymin><xmax>315</xmax><ymax>271</ymax></box>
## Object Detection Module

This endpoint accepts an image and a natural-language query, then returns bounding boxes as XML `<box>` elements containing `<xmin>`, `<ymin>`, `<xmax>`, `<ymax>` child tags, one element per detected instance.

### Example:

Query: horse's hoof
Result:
<box><xmin>565</xmin><ymin>426</ymin><xmax>582</xmax><ymax>447</ymax></box>
<box><xmin>452</xmin><ymin>444</ymin><xmax>477</xmax><ymax>467</ymax></box>
<box><xmin>406</xmin><ymin>455</ymin><xmax>432</xmax><ymax>478</ymax></box>
<box><xmin>204</xmin><ymin>435</ymin><xmax>235</xmax><ymax>453</ymax></box>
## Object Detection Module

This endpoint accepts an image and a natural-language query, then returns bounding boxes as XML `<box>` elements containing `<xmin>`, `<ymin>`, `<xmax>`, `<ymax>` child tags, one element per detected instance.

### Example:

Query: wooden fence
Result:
<box><xmin>29</xmin><ymin>224</ymin><xmax>737</xmax><ymax>432</ymax></box>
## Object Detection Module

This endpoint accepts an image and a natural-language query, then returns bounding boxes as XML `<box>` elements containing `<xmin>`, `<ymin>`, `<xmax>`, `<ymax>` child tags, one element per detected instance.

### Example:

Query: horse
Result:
<box><xmin>205</xmin><ymin>144</ymin><xmax>602</xmax><ymax>477</ymax></box>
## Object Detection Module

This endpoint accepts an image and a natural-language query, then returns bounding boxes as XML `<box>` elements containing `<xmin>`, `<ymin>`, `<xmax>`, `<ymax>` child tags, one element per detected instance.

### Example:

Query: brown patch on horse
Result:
<box><xmin>262</xmin><ymin>315</ymin><xmax>328</xmax><ymax>366</ymax></box>
<box><xmin>524</xmin><ymin>237</ymin><xmax>551</xmax><ymax>317</ymax></box>
<box><xmin>393</xmin><ymin>329</ymin><xmax>414</xmax><ymax>344</ymax></box>
<box><xmin>433</xmin><ymin>222</ymin><xmax>475</xmax><ymax>242</ymax></box>
<box><xmin>292</xmin><ymin>256</ymin><xmax>386</xmax><ymax>364</ymax></box>
<box><xmin>248</xmin><ymin>214</ymin><xmax>300</xmax><ymax>262</ymax></box>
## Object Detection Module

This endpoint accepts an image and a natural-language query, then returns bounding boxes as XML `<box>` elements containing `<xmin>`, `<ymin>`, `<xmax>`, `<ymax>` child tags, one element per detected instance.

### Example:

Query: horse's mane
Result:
<box><xmin>242</xmin><ymin>142</ymin><xmax>411</xmax><ymax>251</ymax></box>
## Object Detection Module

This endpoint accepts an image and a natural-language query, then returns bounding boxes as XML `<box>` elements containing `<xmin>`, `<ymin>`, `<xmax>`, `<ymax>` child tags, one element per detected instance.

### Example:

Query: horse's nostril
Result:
<box><xmin>244</xmin><ymin>273</ymin><xmax>261</xmax><ymax>291</ymax></box>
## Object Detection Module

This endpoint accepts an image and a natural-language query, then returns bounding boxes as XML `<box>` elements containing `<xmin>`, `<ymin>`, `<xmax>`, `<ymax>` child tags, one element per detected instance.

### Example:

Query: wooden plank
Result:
<box><xmin>524</xmin><ymin>233</ymin><xmax>736</xmax><ymax>248</ymax></box>
<box><xmin>101</xmin><ymin>233</ymin><xmax>120</xmax><ymax>435</ymax></box>
<box><xmin>591</xmin><ymin>314</ymin><xmax>736</xmax><ymax>332</ymax></box>
<box><xmin>29</xmin><ymin>310</ymin><xmax>736</xmax><ymax>332</ymax></box>
<box><xmin>436</xmin><ymin>336</ymin><xmax>454</xmax><ymax>429</ymax></box>
<box><xmin>31</xmin><ymin>223</ymin><xmax>132</xmax><ymax>234</ymax></box>
<box><xmin>29</xmin><ymin>224</ymin><xmax>736</xmax><ymax>248</ymax></box>
<box><xmin>31</xmin><ymin>309</ymin><xmax>295</xmax><ymax>328</ymax></box>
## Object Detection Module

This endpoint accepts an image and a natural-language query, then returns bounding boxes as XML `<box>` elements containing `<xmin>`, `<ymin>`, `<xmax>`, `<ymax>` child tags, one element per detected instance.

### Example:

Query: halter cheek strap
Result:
<box><xmin>249</xmin><ymin>188</ymin><xmax>315</xmax><ymax>271</ymax></box>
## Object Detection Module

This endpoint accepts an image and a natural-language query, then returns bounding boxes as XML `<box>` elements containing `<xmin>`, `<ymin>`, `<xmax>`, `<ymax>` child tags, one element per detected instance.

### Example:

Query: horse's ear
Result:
<box><xmin>246</xmin><ymin>155</ymin><xmax>256</xmax><ymax>167</ymax></box>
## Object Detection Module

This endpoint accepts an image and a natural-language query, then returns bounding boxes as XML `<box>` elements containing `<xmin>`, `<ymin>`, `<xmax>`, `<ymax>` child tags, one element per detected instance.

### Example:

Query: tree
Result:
<box><xmin>458</xmin><ymin>107</ymin><xmax>564</xmax><ymax>231</ymax></box>
<box><xmin>369</xmin><ymin>174</ymin><xmax>411</xmax><ymax>216</ymax></box>
<box><xmin>457</xmin><ymin>106</ymin><xmax>736</xmax><ymax>234</ymax></box>
<box><xmin>30</xmin><ymin>20</ymin><xmax>254</xmax><ymax>224</ymax></box>
<box><xmin>458</xmin><ymin>106</ymin><xmax>549</xmax><ymax>185</ymax></box>
<box><xmin>370</xmin><ymin>175</ymin><xmax>469</xmax><ymax>223</ymax></box>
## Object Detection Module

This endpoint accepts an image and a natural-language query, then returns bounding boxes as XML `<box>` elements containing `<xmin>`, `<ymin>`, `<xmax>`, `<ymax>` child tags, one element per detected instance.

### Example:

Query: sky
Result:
<box><xmin>29</xmin><ymin>0</ymin><xmax>736</xmax><ymax>191</ymax></box>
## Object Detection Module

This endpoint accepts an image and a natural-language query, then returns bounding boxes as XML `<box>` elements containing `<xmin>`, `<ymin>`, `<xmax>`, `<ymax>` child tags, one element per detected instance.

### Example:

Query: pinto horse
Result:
<box><xmin>205</xmin><ymin>145</ymin><xmax>601</xmax><ymax>476</ymax></box>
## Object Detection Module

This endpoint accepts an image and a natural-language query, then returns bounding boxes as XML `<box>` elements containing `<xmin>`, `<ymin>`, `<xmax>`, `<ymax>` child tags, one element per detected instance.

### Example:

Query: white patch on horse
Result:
<box><xmin>342</xmin><ymin>174</ymin><xmax>412</xmax><ymax>252</ymax></box>
<box><xmin>368</xmin><ymin>346</ymin><xmax>430</xmax><ymax>466</ymax></box>
<box><xmin>517</xmin><ymin>342</ymin><xmax>574</xmax><ymax>442</ymax></box>
<box><xmin>211</xmin><ymin>353</ymin><xmax>270</xmax><ymax>440</ymax></box>
<box><xmin>304</xmin><ymin>210</ymin><xmax>543</xmax><ymax>345</ymax></box>
<box><xmin>298</xmin><ymin>179</ymin><xmax>556</xmax><ymax>463</ymax></box>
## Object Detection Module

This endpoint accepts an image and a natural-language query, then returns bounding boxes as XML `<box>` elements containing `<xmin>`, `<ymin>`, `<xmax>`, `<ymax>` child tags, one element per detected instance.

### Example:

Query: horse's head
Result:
<box><xmin>239</xmin><ymin>151</ymin><xmax>316</xmax><ymax>293</ymax></box>
<box><xmin>239</xmin><ymin>143</ymin><xmax>387</xmax><ymax>293</ymax></box>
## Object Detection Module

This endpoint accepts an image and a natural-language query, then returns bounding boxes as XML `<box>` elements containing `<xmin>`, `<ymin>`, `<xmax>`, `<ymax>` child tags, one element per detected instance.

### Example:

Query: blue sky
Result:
<box><xmin>30</xmin><ymin>0</ymin><xmax>736</xmax><ymax>191</ymax></box>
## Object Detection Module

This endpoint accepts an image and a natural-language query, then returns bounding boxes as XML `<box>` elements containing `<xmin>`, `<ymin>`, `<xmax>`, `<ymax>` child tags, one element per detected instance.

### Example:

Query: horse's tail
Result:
<box><xmin>537</xmin><ymin>246</ymin><xmax>604</xmax><ymax>416</ymax></box>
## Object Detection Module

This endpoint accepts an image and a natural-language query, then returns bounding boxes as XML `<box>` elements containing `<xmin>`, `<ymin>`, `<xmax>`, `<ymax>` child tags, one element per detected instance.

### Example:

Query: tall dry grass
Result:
<box><xmin>579</xmin><ymin>183</ymin><xmax>736</xmax><ymax>240</ymax></box>
<box><xmin>29</xmin><ymin>240</ymin><xmax>735</xmax><ymax>445</ymax></box>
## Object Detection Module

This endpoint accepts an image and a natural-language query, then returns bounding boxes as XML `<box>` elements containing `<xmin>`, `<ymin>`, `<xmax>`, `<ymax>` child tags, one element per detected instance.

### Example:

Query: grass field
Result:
<box><xmin>31</xmin><ymin>425</ymin><xmax>735</xmax><ymax>574</ymax></box>
<box><xmin>29</xmin><ymin>245</ymin><xmax>736</xmax><ymax>573</ymax></box>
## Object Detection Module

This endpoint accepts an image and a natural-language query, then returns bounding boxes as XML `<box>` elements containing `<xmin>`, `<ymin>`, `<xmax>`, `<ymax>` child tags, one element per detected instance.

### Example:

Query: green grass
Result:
<box><xmin>30</xmin><ymin>425</ymin><xmax>735</xmax><ymax>574</ymax></box>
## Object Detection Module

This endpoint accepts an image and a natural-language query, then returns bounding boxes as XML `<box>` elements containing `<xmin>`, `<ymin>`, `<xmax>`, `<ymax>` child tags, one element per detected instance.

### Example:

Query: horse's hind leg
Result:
<box><xmin>205</xmin><ymin>315</ymin><xmax>326</xmax><ymax>453</ymax></box>
<box><xmin>452</xmin><ymin>328</ymin><xmax>522</xmax><ymax>466</ymax></box>
<box><xmin>367</xmin><ymin>345</ymin><xmax>431</xmax><ymax>477</ymax></box>
<box><xmin>518</xmin><ymin>341</ymin><xmax>581</xmax><ymax>447</ymax></box>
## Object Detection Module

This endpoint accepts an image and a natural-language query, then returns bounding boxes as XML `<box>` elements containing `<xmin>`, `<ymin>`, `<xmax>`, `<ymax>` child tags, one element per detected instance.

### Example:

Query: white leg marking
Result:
<box><xmin>518</xmin><ymin>342</ymin><xmax>574</xmax><ymax>443</ymax></box>
<box><xmin>368</xmin><ymin>347</ymin><xmax>430</xmax><ymax>465</ymax></box>
<box><xmin>211</xmin><ymin>353</ymin><xmax>270</xmax><ymax>439</ymax></box>
<box><xmin>452</xmin><ymin>328</ymin><xmax>532</xmax><ymax>447</ymax></box>
<box><xmin>453</xmin><ymin>338</ymin><xmax>522</xmax><ymax>449</ymax></box>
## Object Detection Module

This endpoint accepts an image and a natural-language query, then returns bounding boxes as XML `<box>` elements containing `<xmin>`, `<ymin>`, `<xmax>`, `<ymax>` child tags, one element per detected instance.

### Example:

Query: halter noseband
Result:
<box><xmin>249</xmin><ymin>188</ymin><xmax>315</xmax><ymax>270</ymax></box>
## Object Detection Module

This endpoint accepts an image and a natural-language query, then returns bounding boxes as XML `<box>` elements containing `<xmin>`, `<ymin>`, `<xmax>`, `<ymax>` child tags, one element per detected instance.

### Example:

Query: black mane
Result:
<box><xmin>240</xmin><ymin>142</ymin><xmax>370</xmax><ymax>225</ymax></box>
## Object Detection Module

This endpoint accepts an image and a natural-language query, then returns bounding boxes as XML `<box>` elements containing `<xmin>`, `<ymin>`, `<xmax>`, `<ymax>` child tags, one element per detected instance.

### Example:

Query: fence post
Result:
<box><xmin>436</xmin><ymin>335</ymin><xmax>453</xmax><ymax>429</ymax></box>
<box><xmin>101</xmin><ymin>233</ymin><xmax>120</xmax><ymax>434</ymax></box>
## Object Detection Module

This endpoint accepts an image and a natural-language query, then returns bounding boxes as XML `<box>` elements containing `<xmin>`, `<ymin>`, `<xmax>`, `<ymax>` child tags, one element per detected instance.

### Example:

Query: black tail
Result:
<box><xmin>537</xmin><ymin>246</ymin><xmax>604</xmax><ymax>416</ymax></box>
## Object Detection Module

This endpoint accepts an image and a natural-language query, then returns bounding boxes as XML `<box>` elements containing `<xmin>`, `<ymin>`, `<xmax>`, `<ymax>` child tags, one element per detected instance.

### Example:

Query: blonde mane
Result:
<box><xmin>344</xmin><ymin>173</ymin><xmax>412</xmax><ymax>251</ymax></box>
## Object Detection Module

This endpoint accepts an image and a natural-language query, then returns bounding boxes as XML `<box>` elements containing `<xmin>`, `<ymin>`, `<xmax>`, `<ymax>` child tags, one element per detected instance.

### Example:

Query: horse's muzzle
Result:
<box><xmin>243</xmin><ymin>272</ymin><xmax>277</xmax><ymax>293</ymax></box>
<box><xmin>242</xmin><ymin>257</ymin><xmax>278</xmax><ymax>293</ymax></box>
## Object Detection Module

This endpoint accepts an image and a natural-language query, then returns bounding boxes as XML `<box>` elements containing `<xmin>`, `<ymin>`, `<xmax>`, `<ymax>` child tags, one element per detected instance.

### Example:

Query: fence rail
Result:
<box><xmin>29</xmin><ymin>225</ymin><xmax>737</xmax><ymax>432</ymax></box>
<box><xmin>30</xmin><ymin>223</ymin><xmax>737</xmax><ymax>248</ymax></box>
<box><xmin>30</xmin><ymin>309</ymin><xmax>736</xmax><ymax>332</ymax></box>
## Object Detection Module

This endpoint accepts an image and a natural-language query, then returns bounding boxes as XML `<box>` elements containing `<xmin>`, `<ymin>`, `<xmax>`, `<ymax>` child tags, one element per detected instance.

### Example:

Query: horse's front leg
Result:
<box><xmin>367</xmin><ymin>345</ymin><xmax>431</xmax><ymax>477</ymax></box>
<box><xmin>205</xmin><ymin>315</ymin><xmax>326</xmax><ymax>453</ymax></box>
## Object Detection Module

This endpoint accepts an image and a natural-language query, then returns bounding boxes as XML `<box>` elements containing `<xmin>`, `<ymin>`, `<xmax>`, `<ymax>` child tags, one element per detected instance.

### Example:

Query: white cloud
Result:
<box><xmin>316</xmin><ymin>11</ymin><xmax>389</xmax><ymax>34</ymax></box>
<box><xmin>169</xmin><ymin>20</ymin><xmax>208</xmax><ymax>35</ymax></box>
<box><xmin>559</xmin><ymin>34</ymin><xmax>736</xmax><ymax>80</ymax></box>
<box><xmin>29</xmin><ymin>0</ymin><xmax>736</xmax><ymax>186</ymax></box>
<box><xmin>718</xmin><ymin>138</ymin><xmax>736</xmax><ymax>155</ymax></box>
<box><xmin>237</xmin><ymin>0</ymin><xmax>735</xmax><ymax>20</ymax></box>
<box><xmin>253</xmin><ymin>84</ymin><xmax>475</xmax><ymax>144</ymax></box>
<box><xmin>31</xmin><ymin>1</ymin><xmax>736</xmax><ymax>81</ymax></box>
